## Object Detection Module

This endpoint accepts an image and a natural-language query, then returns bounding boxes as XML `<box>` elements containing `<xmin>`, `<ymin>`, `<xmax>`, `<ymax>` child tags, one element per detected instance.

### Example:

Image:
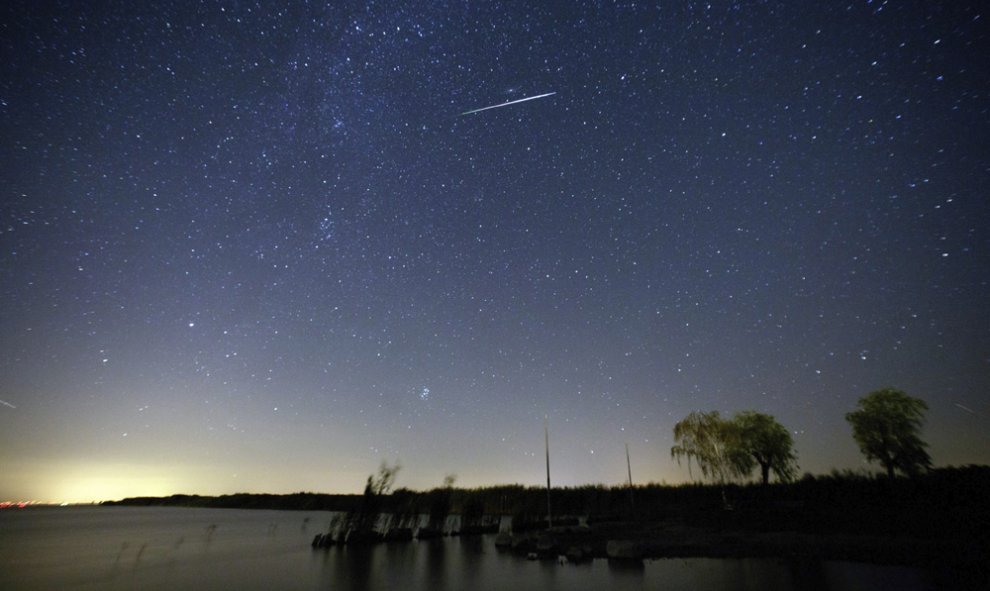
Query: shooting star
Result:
<box><xmin>460</xmin><ymin>92</ymin><xmax>556</xmax><ymax>116</ymax></box>
<box><xmin>954</xmin><ymin>403</ymin><xmax>978</xmax><ymax>416</ymax></box>
<box><xmin>0</xmin><ymin>399</ymin><xmax>16</xmax><ymax>409</ymax></box>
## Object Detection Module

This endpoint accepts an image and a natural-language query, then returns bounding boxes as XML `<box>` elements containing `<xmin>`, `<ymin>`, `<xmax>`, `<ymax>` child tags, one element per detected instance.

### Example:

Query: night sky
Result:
<box><xmin>2</xmin><ymin>2</ymin><xmax>988</xmax><ymax>503</ymax></box>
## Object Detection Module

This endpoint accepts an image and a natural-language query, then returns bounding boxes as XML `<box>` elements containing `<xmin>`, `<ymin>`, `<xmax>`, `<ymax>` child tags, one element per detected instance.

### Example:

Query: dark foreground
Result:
<box><xmin>499</xmin><ymin>520</ymin><xmax>982</xmax><ymax>572</ymax></box>
<box><xmin>105</xmin><ymin>466</ymin><xmax>989</xmax><ymax>580</ymax></box>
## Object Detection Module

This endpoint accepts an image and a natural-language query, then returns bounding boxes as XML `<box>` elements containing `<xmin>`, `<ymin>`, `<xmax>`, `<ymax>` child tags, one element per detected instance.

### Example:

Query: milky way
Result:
<box><xmin>1</xmin><ymin>1</ymin><xmax>987</xmax><ymax>502</ymax></box>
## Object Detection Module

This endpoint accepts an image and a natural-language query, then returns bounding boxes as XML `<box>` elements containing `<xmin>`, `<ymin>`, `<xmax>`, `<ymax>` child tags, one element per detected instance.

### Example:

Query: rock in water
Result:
<box><xmin>384</xmin><ymin>528</ymin><xmax>413</xmax><ymax>542</ymax></box>
<box><xmin>535</xmin><ymin>533</ymin><xmax>558</xmax><ymax>557</ymax></box>
<box><xmin>606</xmin><ymin>540</ymin><xmax>643</xmax><ymax>560</ymax></box>
<box><xmin>346</xmin><ymin>530</ymin><xmax>384</xmax><ymax>544</ymax></box>
<box><xmin>565</xmin><ymin>545</ymin><xmax>590</xmax><ymax>563</ymax></box>
<box><xmin>416</xmin><ymin>527</ymin><xmax>443</xmax><ymax>540</ymax></box>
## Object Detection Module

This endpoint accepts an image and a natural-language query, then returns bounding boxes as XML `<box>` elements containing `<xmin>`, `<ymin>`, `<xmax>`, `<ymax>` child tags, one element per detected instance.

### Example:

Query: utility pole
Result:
<box><xmin>545</xmin><ymin>416</ymin><xmax>552</xmax><ymax>529</ymax></box>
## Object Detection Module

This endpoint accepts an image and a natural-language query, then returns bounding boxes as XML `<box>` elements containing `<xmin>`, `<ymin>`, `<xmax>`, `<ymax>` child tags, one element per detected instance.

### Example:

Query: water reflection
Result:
<box><xmin>311</xmin><ymin>538</ymin><xmax>859</xmax><ymax>591</ymax></box>
<box><xmin>0</xmin><ymin>508</ymin><xmax>946</xmax><ymax>591</ymax></box>
<box><xmin>456</xmin><ymin>535</ymin><xmax>486</xmax><ymax>590</ymax></box>
<box><xmin>422</xmin><ymin>539</ymin><xmax>446</xmax><ymax>589</ymax></box>
<box><xmin>786</xmin><ymin>557</ymin><xmax>830</xmax><ymax>591</ymax></box>
<box><xmin>315</xmin><ymin>546</ymin><xmax>373</xmax><ymax>591</ymax></box>
<box><xmin>316</xmin><ymin>539</ymin><xmax>950</xmax><ymax>591</ymax></box>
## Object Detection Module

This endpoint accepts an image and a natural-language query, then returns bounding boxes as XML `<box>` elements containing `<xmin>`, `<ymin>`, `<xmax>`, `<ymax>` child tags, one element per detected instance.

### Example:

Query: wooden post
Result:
<box><xmin>545</xmin><ymin>416</ymin><xmax>552</xmax><ymax>529</ymax></box>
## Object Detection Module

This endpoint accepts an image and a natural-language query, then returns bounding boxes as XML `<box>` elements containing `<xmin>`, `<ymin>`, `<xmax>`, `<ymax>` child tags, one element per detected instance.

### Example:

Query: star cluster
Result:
<box><xmin>1</xmin><ymin>1</ymin><xmax>987</xmax><ymax>502</ymax></box>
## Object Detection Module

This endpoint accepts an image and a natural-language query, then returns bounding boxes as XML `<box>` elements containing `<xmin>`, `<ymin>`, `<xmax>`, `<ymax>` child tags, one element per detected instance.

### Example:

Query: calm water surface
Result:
<box><xmin>0</xmin><ymin>507</ymin><xmax>939</xmax><ymax>590</ymax></box>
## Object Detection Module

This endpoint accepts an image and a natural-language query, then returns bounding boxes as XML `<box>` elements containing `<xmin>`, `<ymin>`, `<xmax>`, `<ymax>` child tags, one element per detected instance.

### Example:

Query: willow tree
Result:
<box><xmin>670</xmin><ymin>411</ymin><xmax>752</xmax><ymax>485</ymax></box>
<box><xmin>733</xmin><ymin>411</ymin><xmax>798</xmax><ymax>485</ymax></box>
<box><xmin>846</xmin><ymin>388</ymin><xmax>931</xmax><ymax>478</ymax></box>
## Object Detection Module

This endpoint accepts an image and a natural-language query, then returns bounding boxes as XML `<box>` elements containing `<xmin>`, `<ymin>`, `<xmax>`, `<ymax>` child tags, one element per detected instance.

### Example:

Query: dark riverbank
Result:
<box><xmin>501</xmin><ymin>520</ymin><xmax>981</xmax><ymax>570</ymax></box>
<box><xmin>493</xmin><ymin>519</ymin><xmax>986</xmax><ymax>590</ymax></box>
<box><xmin>104</xmin><ymin>466</ymin><xmax>988</xmax><ymax>576</ymax></box>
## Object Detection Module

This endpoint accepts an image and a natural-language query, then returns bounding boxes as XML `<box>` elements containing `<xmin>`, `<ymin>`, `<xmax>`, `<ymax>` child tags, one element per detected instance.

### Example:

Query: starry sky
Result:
<box><xmin>1</xmin><ymin>1</ymin><xmax>988</xmax><ymax>503</ymax></box>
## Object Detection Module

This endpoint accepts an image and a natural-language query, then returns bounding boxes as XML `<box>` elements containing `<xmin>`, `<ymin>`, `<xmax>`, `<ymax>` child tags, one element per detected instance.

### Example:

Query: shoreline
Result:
<box><xmin>93</xmin><ymin>467</ymin><xmax>988</xmax><ymax>577</ymax></box>
<box><xmin>499</xmin><ymin>521</ymin><xmax>981</xmax><ymax>570</ymax></box>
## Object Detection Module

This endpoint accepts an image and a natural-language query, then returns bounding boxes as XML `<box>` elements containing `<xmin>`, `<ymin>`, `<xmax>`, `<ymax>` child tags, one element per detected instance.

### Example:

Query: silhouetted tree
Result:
<box><xmin>671</xmin><ymin>411</ymin><xmax>752</xmax><ymax>485</ymax></box>
<box><xmin>366</xmin><ymin>461</ymin><xmax>401</xmax><ymax>495</ymax></box>
<box><xmin>349</xmin><ymin>461</ymin><xmax>401</xmax><ymax>535</ymax></box>
<box><xmin>733</xmin><ymin>411</ymin><xmax>798</xmax><ymax>484</ymax></box>
<box><xmin>461</xmin><ymin>496</ymin><xmax>485</xmax><ymax>528</ymax></box>
<box><xmin>428</xmin><ymin>474</ymin><xmax>456</xmax><ymax>530</ymax></box>
<box><xmin>845</xmin><ymin>388</ymin><xmax>931</xmax><ymax>478</ymax></box>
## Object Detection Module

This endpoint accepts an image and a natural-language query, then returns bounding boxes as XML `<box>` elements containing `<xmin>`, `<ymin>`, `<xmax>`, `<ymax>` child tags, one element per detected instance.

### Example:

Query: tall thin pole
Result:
<box><xmin>626</xmin><ymin>443</ymin><xmax>635</xmax><ymax>512</ymax></box>
<box><xmin>545</xmin><ymin>416</ymin><xmax>552</xmax><ymax>529</ymax></box>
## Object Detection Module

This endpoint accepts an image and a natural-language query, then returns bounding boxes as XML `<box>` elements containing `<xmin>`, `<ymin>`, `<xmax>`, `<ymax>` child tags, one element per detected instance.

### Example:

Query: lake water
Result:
<box><xmin>0</xmin><ymin>506</ymin><xmax>943</xmax><ymax>590</ymax></box>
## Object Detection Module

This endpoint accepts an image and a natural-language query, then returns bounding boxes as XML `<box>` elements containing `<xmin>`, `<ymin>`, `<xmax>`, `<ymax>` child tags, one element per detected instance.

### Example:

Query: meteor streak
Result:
<box><xmin>954</xmin><ymin>403</ymin><xmax>978</xmax><ymax>415</ymax></box>
<box><xmin>460</xmin><ymin>92</ymin><xmax>556</xmax><ymax>116</ymax></box>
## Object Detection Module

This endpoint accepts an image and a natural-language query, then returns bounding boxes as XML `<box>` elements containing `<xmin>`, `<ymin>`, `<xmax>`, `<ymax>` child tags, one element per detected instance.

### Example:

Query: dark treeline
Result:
<box><xmin>105</xmin><ymin>492</ymin><xmax>364</xmax><ymax>512</ymax></box>
<box><xmin>105</xmin><ymin>465</ymin><xmax>989</xmax><ymax>541</ymax></box>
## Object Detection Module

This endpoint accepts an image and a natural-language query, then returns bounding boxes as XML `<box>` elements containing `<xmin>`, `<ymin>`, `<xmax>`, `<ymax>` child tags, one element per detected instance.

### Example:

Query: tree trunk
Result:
<box><xmin>886</xmin><ymin>462</ymin><xmax>895</xmax><ymax>479</ymax></box>
<box><xmin>760</xmin><ymin>463</ymin><xmax>770</xmax><ymax>485</ymax></box>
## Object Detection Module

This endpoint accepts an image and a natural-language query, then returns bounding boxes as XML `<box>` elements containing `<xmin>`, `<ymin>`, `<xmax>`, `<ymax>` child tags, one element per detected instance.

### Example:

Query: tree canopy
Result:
<box><xmin>671</xmin><ymin>410</ymin><xmax>798</xmax><ymax>486</ymax></box>
<box><xmin>670</xmin><ymin>411</ymin><xmax>752</xmax><ymax>484</ymax></box>
<box><xmin>845</xmin><ymin>388</ymin><xmax>931</xmax><ymax>478</ymax></box>
<box><xmin>734</xmin><ymin>411</ymin><xmax>798</xmax><ymax>484</ymax></box>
